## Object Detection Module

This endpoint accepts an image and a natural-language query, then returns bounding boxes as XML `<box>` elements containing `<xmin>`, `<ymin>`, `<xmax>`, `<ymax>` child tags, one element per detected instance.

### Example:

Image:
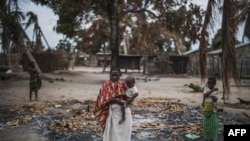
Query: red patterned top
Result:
<box><xmin>93</xmin><ymin>80</ymin><xmax>127</xmax><ymax>130</ymax></box>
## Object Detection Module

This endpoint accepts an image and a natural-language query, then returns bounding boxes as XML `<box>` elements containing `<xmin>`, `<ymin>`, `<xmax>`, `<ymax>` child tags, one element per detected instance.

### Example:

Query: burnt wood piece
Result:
<box><xmin>237</xmin><ymin>98</ymin><xmax>250</xmax><ymax>104</ymax></box>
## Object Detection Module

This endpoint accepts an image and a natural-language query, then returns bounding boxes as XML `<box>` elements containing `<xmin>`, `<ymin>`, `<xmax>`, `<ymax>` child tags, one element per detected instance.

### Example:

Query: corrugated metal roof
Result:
<box><xmin>208</xmin><ymin>49</ymin><xmax>222</xmax><ymax>55</ymax></box>
<box><xmin>208</xmin><ymin>42</ymin><xmax>250</xmax><ymax>55</ymax></box>
<box><xmin>183</xmin><ymin>49</ymin><xmax>199</xmax><ymax>55</ymax></box>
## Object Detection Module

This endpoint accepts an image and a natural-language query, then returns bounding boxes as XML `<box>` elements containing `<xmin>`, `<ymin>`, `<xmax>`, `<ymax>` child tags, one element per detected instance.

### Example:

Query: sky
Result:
<box><xmin>22</xmin><ymin>1</ymin><xmax>64</xmax><ymax>49</ymax></box>
<box><xmin>21</xmin><ymin>0</ymin><xmax>244</xmax><ymax>51</ymax></box>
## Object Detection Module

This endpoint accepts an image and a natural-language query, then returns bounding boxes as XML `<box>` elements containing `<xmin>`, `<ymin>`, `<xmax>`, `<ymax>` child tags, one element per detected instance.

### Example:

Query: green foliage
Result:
<box><xmin>0</xmin><ymin>0</ymin><xmax>27</xmax><ymax>53</ymax></box>
<box><xmin>62</xmin><ymin>60</ymin><xmax>69</xmax><ymax>70</ymax></box>
<box><xmin>235</xmin><ymin>0</ymin><xmax>250</xmax><ymax>41</ymax></box>
<box><xmin>188</xmin><ymin>83</ymin><xmax>203</xmax><ymax>92</ymax></box>
<box><xmin>210</xmin><ymin>29</ymin><xmax>222</xmax><ymax>51</ymax></box>
<box><xmin>30</xmin><ymin>0</ymin><xmax>204</xmax><ymax>66</ymax></box>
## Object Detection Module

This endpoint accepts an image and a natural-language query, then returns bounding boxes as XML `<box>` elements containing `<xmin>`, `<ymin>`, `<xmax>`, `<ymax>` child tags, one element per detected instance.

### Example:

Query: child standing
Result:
<box><xmin>202</xmin><ymin>77</ymin><xmax>219</xmax><ymax>141</ymax></box>
<box><xmin>119</xmin><ymin>75</ymin><xmax>139</xmax><ymax>124</ymax></box>
<box><xmin>28</xmin><ymin>61</ymin><xmax>42</xmax><ymax>101</ymax></box>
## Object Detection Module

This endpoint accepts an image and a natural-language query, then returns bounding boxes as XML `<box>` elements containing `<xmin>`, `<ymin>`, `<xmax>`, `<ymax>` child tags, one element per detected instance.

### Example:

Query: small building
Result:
<box><xmin>208</xmin><ymin>43</ymin><xmax>250</xmax><ymax>78</ymax></box>
<box><xmin>96</xmin><ymin>52</ymin><xmax>142</xmax><ymax>72</ymax></box>
<box><xmin>119</xmin><ymin>54</ymin><xmax>143</xmax><ymax>72</ymax></box>
<box><xmin>96</xmin><ymin>52</ymin><xmax>111</xmax><ymax>66</ymax></box>
<box><xmin>183</xmin><ymin>43</ymin><xmax>250</xmax><ymax>78</ymax></box>
<box><xmin>169</xmin><ymin>55</ymin><xmax>189</xmax><ymax>74</ymax></box>
<box><xmin>183</xmin><ymin>49</ymin><xmax>199</xmax><ymax>76</ymax></box>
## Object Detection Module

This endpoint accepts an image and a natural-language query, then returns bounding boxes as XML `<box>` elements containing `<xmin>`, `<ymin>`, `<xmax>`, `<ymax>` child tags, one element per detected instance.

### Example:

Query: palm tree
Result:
<box><xmin>25</xmin><ymin>11</ymin><xmax>51</xmax><ymax>50</ymax></box>
<box><xmin>210</xmin><ymin>29</ymin><xmax>222</xmax><ymax>51</ymax></box>
<box><xmin>235</xmin><ymin>0</ymin><xmax>250</xmax><ymax>41</ymax></box>
<box><xmin>0</xmin><ymin>0</ymin><xmax>24</xmax><ymax>53</ymax></box>
<box><xmin>210</xmin><ymin>28</ymin><xmax>241</xmax><ymax>51</ymax></box>
<box><xmin>211</xmin><ymin>0</ymin><xmax>249</xmax><ymax>51</ymax></box>
<box><xmin>221</xmin><ymin>0</ymin><xmax>240</xmax><ymax>100</ymax></box>
<box><xmin>0</xmin><ymin>0</ymin><xmax>42</xmax><ymax>73</ymax></box>
<box><xmin>199</xmin><ymin>0</ymin><xmax>216</xmax><ymax>82</ymax></box>
<box><xmin>199</xmin><ymin>0</ymin><xmax>240</xmax><ymax>102</ymax></box>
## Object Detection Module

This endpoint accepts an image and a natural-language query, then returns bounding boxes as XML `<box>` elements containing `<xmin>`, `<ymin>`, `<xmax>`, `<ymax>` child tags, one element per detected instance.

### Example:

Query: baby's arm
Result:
<box><xmin>202</xmin><ymin>87</ymin><xmax>215</xmax><ymax>107</ymax></box>
<box><xmin>127</xmin><ymin>93</ymin><xmax>138</xmax><ymax>104</ymax></box>
<box><xmin>204</xmin><ymin>88</ymin><xmax>218</xmax><ymax>97</ymax></box>
<box><xmin>119</xmin><ymin>102</ymin><xmax>126</xmax><ymax>124</ymax></box>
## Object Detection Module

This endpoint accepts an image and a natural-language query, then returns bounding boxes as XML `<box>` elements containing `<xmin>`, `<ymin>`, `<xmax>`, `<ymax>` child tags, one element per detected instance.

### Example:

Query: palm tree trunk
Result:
<box><xmin>18</xmin><ymin>25</ymin><xmax>42</xmax><ymax>73</ymax></box>
<box><xmin>39</xmin><ymin>27</ymin><xmax>51</xmax><ymax>48</ymax></box>
<box><xmin>24</xmin><ymin>48</ymin><xmax>42</xmax><ymax>72</ymax></box>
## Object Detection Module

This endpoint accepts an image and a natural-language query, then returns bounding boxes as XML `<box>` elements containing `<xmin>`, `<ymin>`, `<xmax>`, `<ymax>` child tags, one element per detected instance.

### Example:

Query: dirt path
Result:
<box><xmin>0</xmin><ymin>66</ymin><xmax>250</xmax><ymax>141</ymax></box>
<box><xmin>1</xmin><ymin>66</ymin><xmax>250</xmax><ymax>113</ymax></box>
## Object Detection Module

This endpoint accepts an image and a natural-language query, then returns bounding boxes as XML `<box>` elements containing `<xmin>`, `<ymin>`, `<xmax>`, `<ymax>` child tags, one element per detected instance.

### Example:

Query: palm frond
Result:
<box><xmin>243</xmin><ymin>12</ymin><xmax>250</xmax><ymax>40</ymax></box>
<box><xmin>25</xmin><ymin>11</ymin><xmax>38</xmax><ymax>29</ymax></box>
<box><xmin>199</xmin><ymin>0</ymin><xmax>217</xmax><ymax>83</ymax></box>
<box><xmin>221</xmin><ymin>0</ymin><xmax>240</xmax><ymax>99</ymax></box>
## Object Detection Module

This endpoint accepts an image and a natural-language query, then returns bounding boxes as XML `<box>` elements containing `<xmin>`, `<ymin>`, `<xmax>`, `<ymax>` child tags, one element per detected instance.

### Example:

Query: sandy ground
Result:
<box><xmin>1</xmin><ymin>66</ymin><xmax>250</xmax><ymax>115</ymax></box>
<box><xmin>0</xmin><ymin>66</ymin><xmax>250</xmax><ymax>141</ymax></box>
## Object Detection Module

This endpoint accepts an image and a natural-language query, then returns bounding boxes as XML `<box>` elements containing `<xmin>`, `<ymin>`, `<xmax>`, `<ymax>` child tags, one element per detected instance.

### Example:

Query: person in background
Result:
<box><xmin>202</xmin><ymin>77</ymin><xmax>219</xmax><ymax>141</ymax></box>
<box><xmin>28</xmin><ymin>61</ymin><xmax>42</xmax><ymax>101</ymax></box>
<box><xmin>93</xmin><ymin>67</ymin><xmax>132</xmax><ymax>141</ymax></box>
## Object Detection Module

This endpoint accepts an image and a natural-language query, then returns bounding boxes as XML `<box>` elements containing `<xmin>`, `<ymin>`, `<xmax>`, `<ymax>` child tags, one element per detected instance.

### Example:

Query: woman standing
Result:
<box><xmin>94</xmin><ymin>67</ymin><xmax>132</xmax><ymax>141</ymax></box>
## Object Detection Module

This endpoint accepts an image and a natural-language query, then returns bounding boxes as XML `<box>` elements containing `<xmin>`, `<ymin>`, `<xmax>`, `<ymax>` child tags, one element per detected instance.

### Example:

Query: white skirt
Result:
<box><xmin>103</xmin><ymin>104</ymin><xmax>132</xmax><ymax>141</ymax></box>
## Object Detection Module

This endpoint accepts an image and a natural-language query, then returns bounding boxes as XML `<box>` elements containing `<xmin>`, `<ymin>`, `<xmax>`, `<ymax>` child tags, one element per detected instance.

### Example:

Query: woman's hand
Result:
<box><xmin>109</xmin><ymin>99</ymin><xmax>124</xmax><ymax>105</ymax></box>
<box><xmin>213</xmin><ymin>88</ymin><xmax>218</xmax><ymax>91</ymax></box>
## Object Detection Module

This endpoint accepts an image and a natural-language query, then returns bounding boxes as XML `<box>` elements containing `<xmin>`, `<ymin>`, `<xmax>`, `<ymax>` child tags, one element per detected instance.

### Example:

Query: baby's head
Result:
<box><xmin>126</xmin><ymin>75</ymin><xmax>135</xmax><ymax>88</ymax></box>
